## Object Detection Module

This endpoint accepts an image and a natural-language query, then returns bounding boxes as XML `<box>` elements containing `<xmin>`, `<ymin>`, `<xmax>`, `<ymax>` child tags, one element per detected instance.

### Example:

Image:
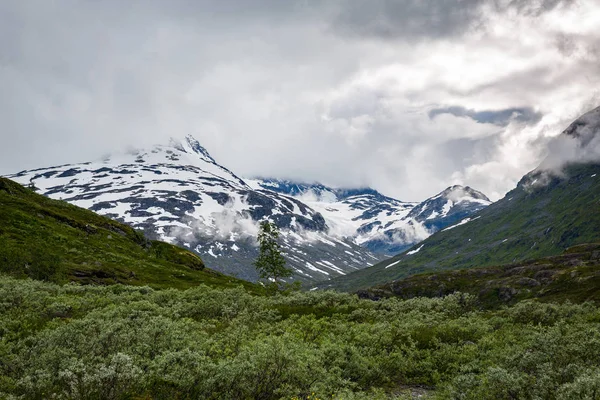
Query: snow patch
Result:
<box><xmin>305</xmin><ymin>262</ymin><xmax>330</xmax><ymax>276</ymax></box>
<box><xmin>406</xmin><ymin>244</ymin><xmax>424</xmax><ymax>255</ymax></box>
<box><xmin>442</xmin><ymin>216</ymin><xmax>481</xmax><ymax>231</ymax></box>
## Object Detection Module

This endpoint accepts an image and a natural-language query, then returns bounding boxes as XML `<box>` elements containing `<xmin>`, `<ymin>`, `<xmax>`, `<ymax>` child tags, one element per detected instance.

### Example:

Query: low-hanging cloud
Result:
<box><xmin>538</xmin><ymin>106</ymin><xmax>600</xmax><ymax>172</ymax></box>
<box><xmin>389</xmin><ymin>223</ymin><xmax>431</xmax><ymax>245</ymax></box>
<box><xmin>169</xmin><ymin>200</ymin><xmax>261</xmax><ymax>243</ymax></box>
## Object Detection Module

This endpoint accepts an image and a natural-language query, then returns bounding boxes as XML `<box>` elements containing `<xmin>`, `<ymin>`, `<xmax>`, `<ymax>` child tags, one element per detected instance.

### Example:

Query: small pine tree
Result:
<box><xmin>254</xmin><ymin>220</ymin><xmax>292</xmax><ymax>288</ymax></box>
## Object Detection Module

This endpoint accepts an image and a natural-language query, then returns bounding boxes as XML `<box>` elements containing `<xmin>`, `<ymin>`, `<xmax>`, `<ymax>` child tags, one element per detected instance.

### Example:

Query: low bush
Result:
<box><xmin>2</xmin><ymin>275</ymin><xmax>600</xmax><ymax>399</ymax></box>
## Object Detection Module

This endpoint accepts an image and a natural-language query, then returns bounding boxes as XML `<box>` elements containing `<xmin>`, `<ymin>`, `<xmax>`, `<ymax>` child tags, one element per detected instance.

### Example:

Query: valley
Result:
<box><xmin>1</xmin><ymin>106</ymin><xmax>600</xmax><ymax>399</ymax></box>
<box><xmin>3</xmin><ymin>1</ymin><xmax>600</xmax><ymax>398</ymax></box>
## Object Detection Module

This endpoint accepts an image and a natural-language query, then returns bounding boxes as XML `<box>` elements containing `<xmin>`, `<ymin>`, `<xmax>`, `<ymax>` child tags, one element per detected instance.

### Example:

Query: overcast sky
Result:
<box><xmin>1</xmin><ymin>0</ymin><xmax>599</xmax><ymax>201</ymax></box>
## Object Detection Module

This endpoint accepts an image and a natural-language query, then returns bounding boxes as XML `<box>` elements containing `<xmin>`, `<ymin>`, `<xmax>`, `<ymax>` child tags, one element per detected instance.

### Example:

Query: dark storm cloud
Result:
<box><xmin>428</xmin><ymin>106</ymin><xmax>543</xmax><ymax>126</ymax></box>
<box><xmin>328</xmin><ymin>0</ymin><xmax>576</xmax><ymax>41</ymax></box>
<box><xmin>501</xmin><ymin>0</ymin><xmax>578</xmax><ymax>15</ymax></box>
<box><xmin>330</xmin><ymin>0</ymin><xmax>485</xmax><ymax>40</ymax></box>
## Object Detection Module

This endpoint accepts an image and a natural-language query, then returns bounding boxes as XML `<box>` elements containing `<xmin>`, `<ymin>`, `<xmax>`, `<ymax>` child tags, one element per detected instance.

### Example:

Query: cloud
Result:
<box><xmin>329</xmin><ymin>0</ymin><xmax>485</xmax><ymax>40</ymax></box>
<box><xmin>499</xmin><ymin>0</ymin><xmax>577</xmax><ymax>15</ymax></box>
<box><xmin>389</xmin><ymin>223</ymin><xmax>431</xmax><ymax>245</ymax></box>
<box><xmin>169</xmin><ymin>199</ymin><xmax>261</xmax><ymax>243</ymax></box>
<box><xmin>328</xmin><ymin>0</ymin><xmax>575</xmax><ymax>41</ymax></box>
<box><xmin>0</xmin><ymin>0</ymin><xmax>599</xmax><ymax>203</ymax></box>
<box><xmin>428</xmin><ymin>106</ymin><xmax>543</xmax><ymax>126</ymax></box>
<box><xmin>519</xmin><ymin>106</ymin><xmax>600</xmax><ymax>191</ymax></box>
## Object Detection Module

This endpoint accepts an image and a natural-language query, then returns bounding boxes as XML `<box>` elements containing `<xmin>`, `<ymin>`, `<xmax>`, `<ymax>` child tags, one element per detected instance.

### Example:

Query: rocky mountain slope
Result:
<box><xmin>248</xmin><ymin>179</ymin><xmax>490</xmax><ymax>255</ymax></box>
<box><xmin>8</xmin><ymin>135</ymin><xmax>489</xmax><ymax>283</ymax></box>
<box><xmin>322</xmin><ymin>106</ymin><xmax>600</xmax><ymax>292</ymax></box>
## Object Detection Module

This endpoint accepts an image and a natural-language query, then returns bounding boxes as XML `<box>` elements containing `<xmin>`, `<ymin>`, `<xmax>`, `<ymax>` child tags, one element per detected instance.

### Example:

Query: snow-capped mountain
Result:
<box><xmin>247</xmin><ymin>179</ymin><xmax>490</xmax><ymax>255</ymax></box>
<box><xmin>405</xmin><ymin>185</ymin><xmax>491</xmax><ymax>231</ymax></box>
<box><xmin>8</xmin><ymin>136</ymin><xmax>382</xmax><ymax>283</ymax></box>
<box><xmin>8</xmin><ymin>134</ymin><xmax>490</xmax><ymax>282</ymax></box>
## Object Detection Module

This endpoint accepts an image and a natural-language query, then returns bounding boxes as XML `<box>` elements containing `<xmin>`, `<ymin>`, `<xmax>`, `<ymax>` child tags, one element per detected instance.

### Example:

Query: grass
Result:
<box><xmin>0</xmin><ymin>177</ymin><xmax>261</xmax><ymax>293</ymax></box>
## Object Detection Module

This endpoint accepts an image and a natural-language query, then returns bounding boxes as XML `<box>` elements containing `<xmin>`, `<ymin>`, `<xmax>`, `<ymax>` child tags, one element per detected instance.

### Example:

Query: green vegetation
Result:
<box><xmin>3</xmin><ymin>276</ymin><xmax>600</xmax><ymax>399</ymax></box>
<box><xmin>327</xmin><ymin>163</ymin><xmax>600</xmax><ymax>292</ymax></box>
<box><xmin>361</xmin><ymin>243</ymin><xmax>600</xmax><ymax>308</ymax></box>
<box><xmin>0</xmin><ymin>177</ymin><xmax>259</xmax><ymax>292</ymax></box>
<box><xmin>255</xmin><ymin>220</ymin><xmax>293</xmax><ymax>289</ymax></box>
<box><xmin>4</xmin><ymin>173</ymin><xmax>600</xmax><ymax>398</ymax></box>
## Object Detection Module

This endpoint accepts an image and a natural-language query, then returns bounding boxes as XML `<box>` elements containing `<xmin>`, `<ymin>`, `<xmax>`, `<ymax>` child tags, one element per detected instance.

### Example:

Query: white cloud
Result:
<box><xmin>170</xmin><ymin>199</ymin><xmax>261</xmax><ymax>243</ymax></box>
<box><xmin>1</xmin><ymin>0</ymin><xmax>599</xmax><ymax>202</ymax></box>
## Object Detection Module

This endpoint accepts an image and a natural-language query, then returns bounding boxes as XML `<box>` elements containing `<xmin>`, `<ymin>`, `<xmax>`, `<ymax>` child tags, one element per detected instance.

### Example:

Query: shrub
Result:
<box><xmin>1</xmin><ymin>275</ymin><xmax>599</xmax><ymax>399</ymax></box>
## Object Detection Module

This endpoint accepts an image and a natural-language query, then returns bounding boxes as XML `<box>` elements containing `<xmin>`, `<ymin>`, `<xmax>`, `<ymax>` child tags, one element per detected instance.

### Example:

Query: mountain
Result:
<box><xmin>0</xmin><ymin>177</ymin><xmax>260</xmax><ymax>291</ymax></box>
<box><xmin>248</xmin><ymin>179</ymin><xmax>490</xmax><ymax>255</ymax></box>
<box><xmin>7</xmin><ymin>135</ymin><xmax>490</xmax><ymax>284</ymax></box>
<box><xmin>8</xmin><ymin>136</ymin><xmax>384</xmax><ymax>283</ymax></box>
<box><xmin>405</xmin><ymin>185</ymin><xmax>491</xmax><ymax>231</ymax></box>
<box><xmin>322</xmin><ymin>106</ymin><xmax>600</xmax><ymax>292</ymax></box>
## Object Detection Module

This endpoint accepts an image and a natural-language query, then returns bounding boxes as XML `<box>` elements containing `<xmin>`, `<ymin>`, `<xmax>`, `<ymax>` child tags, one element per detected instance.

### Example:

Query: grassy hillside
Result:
<box><xmin>324</xmin><ymin>163</ymin><xmax>600</xmax><ymax>292</ymax></box>
<box><xmin>0</xmin><ymin>177</ymin><xmax>259</xmax><ymax>292</ymax></box>
<box><xmin>359</xmin><ymin>243</ymin><xmax>600</xmax><ymax>308</ymax></box>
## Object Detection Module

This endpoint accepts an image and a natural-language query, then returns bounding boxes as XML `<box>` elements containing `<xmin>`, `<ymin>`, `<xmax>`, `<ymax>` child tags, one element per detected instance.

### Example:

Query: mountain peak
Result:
<box><xmin>525</xmin><ymin>105</ymin><xmax>600</xmax><ymax>182</ymax></box>
<box><xmin>184</xmin><ymin>135</ymin><xmax>217</xmax><ymax>163</ymax></box>
<box><xmin>405</xmin><ymin>184</ymin><xmax>491</xmax><ymax>231</ymax></box>
<box><xmin>167</xmin><ymin>135</ymin><xmax>217</xmax><ymax>164</ymax></box>
<box><xmin>439</xmin><ymin>185</ymin><xmax>491</xmax><ymax>203</ymax></box>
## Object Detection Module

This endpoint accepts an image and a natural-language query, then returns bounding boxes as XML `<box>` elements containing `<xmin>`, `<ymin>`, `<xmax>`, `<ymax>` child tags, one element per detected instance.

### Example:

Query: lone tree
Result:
<box><xmin>254</xmin><ymin>220</ymin><xmax>292</xmax><ymax>288</ymax></box>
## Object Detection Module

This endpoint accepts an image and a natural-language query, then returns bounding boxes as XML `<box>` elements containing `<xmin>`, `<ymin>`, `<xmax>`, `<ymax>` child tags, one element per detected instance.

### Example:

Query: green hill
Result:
<box><xmin>0</xmin><ymin>177</ymin><xmax>259</xmax><ymax>291</ymax></box>
<box><xmin>322</xmin><ymin>162</ymin><xmax>600</xmax><ymax>292</ymax></box>
<box><xmin>359</xmin><ymin>242</ymin><xmax>600</xmax><ymax>308</ymax></box>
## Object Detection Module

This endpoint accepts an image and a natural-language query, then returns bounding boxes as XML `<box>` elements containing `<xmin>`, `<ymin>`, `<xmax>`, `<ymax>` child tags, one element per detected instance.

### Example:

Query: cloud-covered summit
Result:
<box><xmin>539</xmin><ymin>106</ymin><xmax>600</xmax><ymax>172</ymax></box>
